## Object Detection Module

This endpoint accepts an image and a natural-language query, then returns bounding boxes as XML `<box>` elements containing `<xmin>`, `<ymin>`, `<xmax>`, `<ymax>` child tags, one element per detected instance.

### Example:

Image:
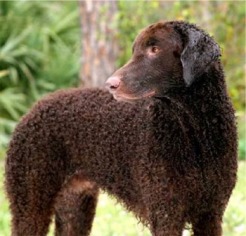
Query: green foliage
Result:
<box><xmin>0</xmin><ymin>1</ymin><xmax>80</xmax><ymax>149</ymax></box>
<box><xmin>0</xmin><ymin>88</ymin><xmax>26</xmax><ymax>146</ymax></box>
<box><xmin>238</xmin><ymin>115</ymin><xmax>246</xmax><ymax>160</ymax></box>
<box><xmin>223</xmin><ymin>161</ymin><xmax>246</xmax><ymax>236</ymax></box>
<box><xmin>239</xmin><ymin>139</ymin><xmax>246</xmax><ymax>161</ymax></box>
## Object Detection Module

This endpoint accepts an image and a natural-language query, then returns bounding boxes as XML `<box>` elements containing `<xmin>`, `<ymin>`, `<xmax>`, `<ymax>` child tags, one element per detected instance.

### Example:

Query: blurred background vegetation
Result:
<box><xmin>0</xmin><ymin>0</ymin><xmax>245</xmax><ymax>235</ymax></box>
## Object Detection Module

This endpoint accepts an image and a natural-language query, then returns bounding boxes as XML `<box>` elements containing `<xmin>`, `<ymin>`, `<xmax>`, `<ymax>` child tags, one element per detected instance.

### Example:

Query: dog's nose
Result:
<box><xmin>105</xmin><ymin>76</ymin><xmax>121</xmax><ymax>91</ymax></box>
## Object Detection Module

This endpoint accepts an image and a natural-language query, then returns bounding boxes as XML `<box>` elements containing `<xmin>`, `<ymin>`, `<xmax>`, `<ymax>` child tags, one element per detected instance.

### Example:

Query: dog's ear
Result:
<box><xmin>179</xmin><ymin>27</ymin><xmax>221</xmax><ymax>86</ymax></box>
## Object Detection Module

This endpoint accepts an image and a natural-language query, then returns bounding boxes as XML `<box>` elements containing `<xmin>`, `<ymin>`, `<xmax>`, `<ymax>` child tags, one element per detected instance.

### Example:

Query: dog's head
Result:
<box><xmin>105</xmin><ymin>21</ymin><xmax>221</xmax><ymax>102</ymax></box>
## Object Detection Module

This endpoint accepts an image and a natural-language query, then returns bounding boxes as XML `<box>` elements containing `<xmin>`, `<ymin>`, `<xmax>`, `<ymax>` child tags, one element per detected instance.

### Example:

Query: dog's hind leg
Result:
<box><xmin>54</xmin><ymin>176</ymin><xmax>99</xmax><ymax>236</ymax></box>
<box><xmin>5</xmin><ymin>129</ymin><xmax>68</xmax><ymax>236</ymax></box>
<box><xmin>5</xmin><ymin>155</ymin><xmax>64</xmax><ymax>236</ymax></box>
<box><xmin>191</xmin><ymin>211</ymin><xmax>223</xmax><ymax>236</ymax></box>
<box><xmin>147</xmin><ymin>200</ymin><xmax>185</xmax><ymax>236</ymax></box>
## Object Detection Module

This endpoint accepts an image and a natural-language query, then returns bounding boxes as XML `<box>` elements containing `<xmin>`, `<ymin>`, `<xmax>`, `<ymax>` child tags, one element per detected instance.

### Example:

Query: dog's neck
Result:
<box><xmin>145</xmin><ymin>62</ymin><xmax>233</xmax><ymax>137</ymax></box>
<box><xmin>162</xmin><ymin>62</ymin><xmax>229</xmax><ymax>111</ymax></box>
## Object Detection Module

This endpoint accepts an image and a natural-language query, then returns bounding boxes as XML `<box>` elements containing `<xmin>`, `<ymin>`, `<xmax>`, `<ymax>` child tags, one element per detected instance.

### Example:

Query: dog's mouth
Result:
<box><xmin>112</xmin><ymin>90</ymin><xmax>156</xmax><ymax>102</ymax></box>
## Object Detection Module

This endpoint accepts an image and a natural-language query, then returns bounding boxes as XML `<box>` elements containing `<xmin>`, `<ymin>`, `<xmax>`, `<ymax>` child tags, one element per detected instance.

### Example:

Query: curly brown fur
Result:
<box><xmin>5</xmin><ymin>21</ymin><xmax>237</xmax><ymax>236</ymax></box>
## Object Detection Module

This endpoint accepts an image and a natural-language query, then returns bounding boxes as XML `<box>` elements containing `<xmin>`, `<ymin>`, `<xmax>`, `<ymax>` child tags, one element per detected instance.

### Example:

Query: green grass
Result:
<box><xmin>0</xmin><ymin>161</ymin><xmax>245</xmax><ymax>236</ymax></box>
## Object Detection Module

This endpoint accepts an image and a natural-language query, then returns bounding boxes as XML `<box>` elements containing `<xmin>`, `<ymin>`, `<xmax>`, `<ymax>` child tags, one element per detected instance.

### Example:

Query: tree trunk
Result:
<box><xmin>79</xmin><ymin>0</ymin><xmax>119</xmax><ymax>88</ymax></box>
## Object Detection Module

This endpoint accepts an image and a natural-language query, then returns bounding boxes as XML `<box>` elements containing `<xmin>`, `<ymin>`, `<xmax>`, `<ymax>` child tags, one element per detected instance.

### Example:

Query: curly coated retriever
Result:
<box><xmin>5</xmin><ymin>21</ymin><xmax>237</xmax><ymax>236</ymax></box>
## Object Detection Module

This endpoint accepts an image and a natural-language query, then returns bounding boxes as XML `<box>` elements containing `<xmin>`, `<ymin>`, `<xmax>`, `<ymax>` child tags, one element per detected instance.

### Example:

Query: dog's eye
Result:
<box><xmin>150</xmin><ymin>46</ymin><xmax>159</xmax><ymax>54</ymax></box>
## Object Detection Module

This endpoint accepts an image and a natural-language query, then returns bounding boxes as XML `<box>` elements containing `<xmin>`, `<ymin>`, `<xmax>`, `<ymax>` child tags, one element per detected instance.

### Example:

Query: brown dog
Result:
<box><xmin>5</xmin><ymin>21</ymin><xmax>237</xmax><ymax>236</ymax></box>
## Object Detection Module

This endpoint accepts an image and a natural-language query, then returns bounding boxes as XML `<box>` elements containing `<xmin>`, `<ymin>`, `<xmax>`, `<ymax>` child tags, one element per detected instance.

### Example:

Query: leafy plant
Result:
<box><xmin>0</xmin><ymin>88</ymin><xmax>27</xmax><ymax>149</ymax></box>
<box><xmin>0</xmin><ymin>1</ymin><xmax>80</xmax><ymax>149</ymax></box>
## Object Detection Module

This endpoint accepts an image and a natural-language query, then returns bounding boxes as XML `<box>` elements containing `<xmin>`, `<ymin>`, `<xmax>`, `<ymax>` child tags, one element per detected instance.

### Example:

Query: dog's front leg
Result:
<box><xmin>137</xmin><ymin>160</ymin><xmax>186</xmax><ymax>236</ymax></box>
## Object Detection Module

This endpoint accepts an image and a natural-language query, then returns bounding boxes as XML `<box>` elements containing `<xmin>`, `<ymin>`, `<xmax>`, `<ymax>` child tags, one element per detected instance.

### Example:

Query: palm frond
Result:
<box><xmin>0</xmin><ymin>88</ymin><xmax>26</xmax><ymax>120</ymax></box>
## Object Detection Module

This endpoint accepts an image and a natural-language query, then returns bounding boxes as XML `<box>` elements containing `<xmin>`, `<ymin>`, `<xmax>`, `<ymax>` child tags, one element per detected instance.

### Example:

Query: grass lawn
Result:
<box><xmin>0</xmin><ymin>161</ymin><xmax>245</xmax><ymax>236</ymax></box>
